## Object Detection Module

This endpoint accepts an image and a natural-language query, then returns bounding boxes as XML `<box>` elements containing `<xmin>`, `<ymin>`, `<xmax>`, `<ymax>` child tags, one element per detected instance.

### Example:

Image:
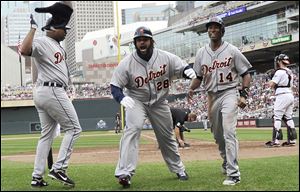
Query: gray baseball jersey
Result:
<box><xmin>193</xmin><ymin>41</ymin><xmax>252</xmax><ymax>178</ymax></box>
<box><xmin>31</xmin><ymin>36</ymin><xmax>81</xmax><ymax>178</ymax></box>
<box><xmin>111</xmin><ymin>47</ymin><xmax>188</xmax><ymax>177</ymax></box>
<box><xmin>32</xmin><ymin>36</ymin><xmax>70</xmax><ymax>87</ymax></box>
<box><xmin>194</xmin><ymin>41</ymin><xmax>252</xmax><ymax>93</ymax></box>
<box><xmin>111</xmin><ymin>48</ymin><xmax>188</xmax><ymax>105</ymax></box>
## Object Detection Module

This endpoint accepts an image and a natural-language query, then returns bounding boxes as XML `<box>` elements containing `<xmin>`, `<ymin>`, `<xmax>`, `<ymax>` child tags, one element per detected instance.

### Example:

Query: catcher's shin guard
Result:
<box><xmin>272</xmin><ymin>128</ymin><xmax>283</xmax><ymax>141</ymax></box>
<box><xmin>287</xmin><ymin>127</ymin><xmax>297</xmax><ymax>141</ymax></box>
<box><xmin>272</xmin><ymin>117</ymin><xmax>283</xmax><ymax>140</ymax></box>
<box><xmin>282</xmin><ymin>115</ymin><xmax>297</xmax><ymax>141</ymax></box>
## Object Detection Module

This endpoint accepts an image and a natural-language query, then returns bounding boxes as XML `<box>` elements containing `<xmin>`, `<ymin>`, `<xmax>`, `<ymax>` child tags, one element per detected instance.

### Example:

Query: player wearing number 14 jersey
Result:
<box><xmin>188</xmin><ymin>16</ymin><xmax>252</xmax><ymax>185</ymax></box>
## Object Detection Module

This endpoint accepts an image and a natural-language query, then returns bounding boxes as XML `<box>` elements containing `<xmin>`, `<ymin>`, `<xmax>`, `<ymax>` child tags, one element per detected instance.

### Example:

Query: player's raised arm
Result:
<box><xmin>21</xmin><ymin>14</ymin><xmax>38</xmax><ymax>56</ymax></box>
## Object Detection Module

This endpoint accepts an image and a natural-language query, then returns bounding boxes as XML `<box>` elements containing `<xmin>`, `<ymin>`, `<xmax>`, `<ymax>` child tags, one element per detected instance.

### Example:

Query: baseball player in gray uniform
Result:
<box><xmin>21</xmin><ymin>3</ymin><xmax>81</xmax><ymax>187</ymax></box>
<box><xmin>188</xmin><ymin>17</ymin><xmax>252</xmax><ymax>185</ymax></box>
<box><xmin>265</xmin><ymin>54</ymin><xmax>297</xmax><ymax>147</ymax></box>
<box><xmin>110</xmin><ymin>26</ymin><xmax>197</xmax><ymax>188</ymax></box>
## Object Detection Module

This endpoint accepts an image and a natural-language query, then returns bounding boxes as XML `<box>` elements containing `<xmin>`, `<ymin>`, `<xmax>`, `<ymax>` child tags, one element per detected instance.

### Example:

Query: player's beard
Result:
<box><xmin>136</xmin><ymin>41</ymin><xmax>154</xmax><ymax>61</ymax></box>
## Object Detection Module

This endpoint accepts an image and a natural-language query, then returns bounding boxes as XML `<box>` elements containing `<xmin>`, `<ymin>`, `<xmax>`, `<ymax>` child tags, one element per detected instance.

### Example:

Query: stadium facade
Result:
<box><xmin>122</xmin><ymin>1</ymin><xmax>299</xmax><ymax>74</ymax></box>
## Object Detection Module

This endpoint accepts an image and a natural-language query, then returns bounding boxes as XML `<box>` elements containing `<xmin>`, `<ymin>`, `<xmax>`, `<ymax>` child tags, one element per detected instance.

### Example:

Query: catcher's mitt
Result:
<box><xmin>266</xmin><ymin>69</ymin><xmax>276</xmax><ymax>80</ymax></box>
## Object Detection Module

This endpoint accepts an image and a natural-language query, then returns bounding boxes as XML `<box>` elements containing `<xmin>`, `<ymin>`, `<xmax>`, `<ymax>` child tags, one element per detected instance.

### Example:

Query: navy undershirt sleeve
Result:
<box><xmin>110</xmin><ymin>84</ymin><xmax>125</xmax><ymax>103</ymax></box>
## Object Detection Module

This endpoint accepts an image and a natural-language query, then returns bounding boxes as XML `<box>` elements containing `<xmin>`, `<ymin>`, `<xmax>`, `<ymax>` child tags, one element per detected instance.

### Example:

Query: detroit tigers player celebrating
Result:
<box><xmin>21</xmin><ymin>3</ymin><xmax>81</xmax><ymax>187</ymax></box>
<box><xmin>188</xmin><ymin>17</ymin><xmax>252</xmax><ymax>185</ymax></box>
<box><xmin>110</xmin><ymin>26</ymin><xmax>196</xmax><ymax>188</ymax></box>
<box><xmin>265</xmin><ymin>54</ymin><xmax>297</xmax><ymax>147</ymax></box>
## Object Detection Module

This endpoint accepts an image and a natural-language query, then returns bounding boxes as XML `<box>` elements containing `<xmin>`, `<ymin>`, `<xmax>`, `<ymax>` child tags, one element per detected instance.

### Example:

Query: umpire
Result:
<box><xmin>171</xmin><ymin>108</ymin><xmax>197</xmax><ymax>148</ymax></box>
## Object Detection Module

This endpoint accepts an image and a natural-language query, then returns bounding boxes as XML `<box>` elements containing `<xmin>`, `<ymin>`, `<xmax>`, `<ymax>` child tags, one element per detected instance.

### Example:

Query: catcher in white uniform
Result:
<box><xmin>265</xmin><ymin>54</ymin><xmax>297</xmax><ymax>147</ymax></box>
<box><xmin>188</xmin><ymin>17</ymin><xmax>252</xmax><ymax>186</ymax></box>
<box><xmin>110</xmin><ymin>26</ymin><xmax>197</xmax><ymax>188</ymax></box>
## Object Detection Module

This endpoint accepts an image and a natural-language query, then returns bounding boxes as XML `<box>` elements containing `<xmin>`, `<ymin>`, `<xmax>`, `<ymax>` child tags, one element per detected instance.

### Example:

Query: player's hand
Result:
<box><xmin>30</xmin><ymin>14</ymin><xmax>38</xmax><ymax>29</ymax></box>
<box><xmin>184</xmin><ymin>68</ymin><xmax>197</xmax><ymax>79</ymax></box>
<box><xmin>187</xmin><ymin>89</ymin><xmax>194</xmax><ymax>103</ymax></box>
<box><xmin>238</xmin><ymin>96</ymin><xmax>247</xmax><ymax>109</ymax></box>
<box><xmin>120</xmin><ymin>96</ymin><xmax>135</xmax><ymax>109</ymax></box>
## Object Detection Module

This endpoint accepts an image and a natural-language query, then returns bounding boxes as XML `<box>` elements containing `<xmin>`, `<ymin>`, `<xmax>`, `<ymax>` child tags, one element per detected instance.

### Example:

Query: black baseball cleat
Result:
<box><xmin>31</xmin><ymin>176</ymin><xmax>48</xmax><ymax>187</ymax></box>
<box><xmin>176</xmin><ymin>170</ymin><xmax>189</xmax><ymax>181</ymax></box>
<box><xmin>48</xmin><ymin>169</ymin><xmax>75</xmax><ymax>187</ymax></box>
<box><xmin>282</xmin><ymin>140</ymin><xmax>296</xmax><ymax>147</ymax></box>
<box><xmin>265</xmin><ymin>141</ymin><xmax>280</xmax><ymax>148</ymax></box>
<box><xmin>118</xmin><ymin>175</ymin><xmax>131</xmax><ymax>188</ymax></box>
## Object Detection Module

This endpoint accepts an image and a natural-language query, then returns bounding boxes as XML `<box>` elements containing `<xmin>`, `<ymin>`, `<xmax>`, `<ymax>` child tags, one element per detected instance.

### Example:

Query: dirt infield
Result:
<box><xmin>2</xmin><ymin>132</ymin><xmax>298</xmax><ymax>164</ymax></box>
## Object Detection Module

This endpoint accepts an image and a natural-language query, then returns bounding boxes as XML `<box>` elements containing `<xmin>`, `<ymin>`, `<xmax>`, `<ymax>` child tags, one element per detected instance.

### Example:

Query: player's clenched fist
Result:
<box><xmin>120</xmin><ymin>96</ymin><xmax>135</xmax><ymax>109</ymax></box>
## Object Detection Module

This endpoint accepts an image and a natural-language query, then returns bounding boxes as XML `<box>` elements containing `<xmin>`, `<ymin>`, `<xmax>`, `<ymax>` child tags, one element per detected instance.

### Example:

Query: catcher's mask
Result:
<box><xmin>274</xmin><ymin>53</ymin><xmax>290</xmax><ymax>68</ymax></box>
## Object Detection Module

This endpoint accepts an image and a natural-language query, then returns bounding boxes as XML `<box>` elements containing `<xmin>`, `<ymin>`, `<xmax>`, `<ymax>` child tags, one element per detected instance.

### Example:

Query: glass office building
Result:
<box><xmin>154</xmin><ymin>7</ymin><xmax>298</xmax><ymax>61</ymax></box>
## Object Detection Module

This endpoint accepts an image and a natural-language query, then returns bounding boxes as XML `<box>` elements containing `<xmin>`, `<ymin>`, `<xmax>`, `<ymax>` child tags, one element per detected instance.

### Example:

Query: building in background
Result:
<box><xmin>121</xmin><ymin>3</ymin><xmax>176</xmax><ymax>25</ymax></box>
<box><xmin>1</xmin><ymin>44</ymin><xmax>25</xmax><ymax>87</ymax></box>
<box><xmin>1</xmin><ymin>1</ymin><xmax>48</xmax><ymax>46</ymax></box>
<box><xmin>122</xmin><ymin>1</ymin><xmax>299</xmax><ymax>73</ymax></box>
<box><xmin>1</xmin><ymin>1</ymin><xmax>48</xmax><ymax>87</ymax></box>
<box><xmin>64</xmin><ymin>1</ymin><xmax>115</xmax><ymax>79</ymax></box>
<box><xmin>175</xmin><ymin>1</ymin><xmax>195</xmax><ymax>13</ymax></box>
<box><xmin>1</xmin><ymin>1</ymin><xmax>298</xmax><ymax>88</ymax></box>
<box><xmin>75</xmin><ymin>21</ymin><xmax>167</xmax><ymax>84</ymax></box>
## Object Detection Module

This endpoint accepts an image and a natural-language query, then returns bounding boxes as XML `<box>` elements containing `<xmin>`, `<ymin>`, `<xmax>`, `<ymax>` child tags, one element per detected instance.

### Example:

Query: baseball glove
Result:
<box><xmin>266</xmin><ymin>69</ymin><xmax>276</xmax><ymax>80</ymax></box>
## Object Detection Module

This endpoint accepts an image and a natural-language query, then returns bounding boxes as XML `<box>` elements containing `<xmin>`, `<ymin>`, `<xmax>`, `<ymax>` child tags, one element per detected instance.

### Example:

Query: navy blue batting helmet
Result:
<box><xmin>206</xmin><ymin>16</ymin><xmax>225</xmax><ymax>34</ymax></box>
<box><xmin>133</xmin><ymin>26</ymin><xmax>153</xmax><ymax>40</ymax></box>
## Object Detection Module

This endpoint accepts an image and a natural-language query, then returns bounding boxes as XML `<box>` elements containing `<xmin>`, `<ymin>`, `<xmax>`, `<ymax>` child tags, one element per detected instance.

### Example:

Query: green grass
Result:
<box><xmin>1</xmin><ymin>156</ymin><xmax>298</xmax><ymax>191</ymax></box>
<box><xmin>1</xmin><ymin>128</ymin><xmax>299</xmax><ymax>191</ymax></box>
<box><xmin>1</xmin><ymin>131</ymin><xmax>151</xmax><ymax>155</ymax></box>
<box><xmin>0</xmin><ymin>128</ymin><xmax>294</xmax><ymax>155</ymax></box>
<box><xmin>180</xmin><ymin>128</ymin><xmax>277</xmax><ymax>141</ymax></box>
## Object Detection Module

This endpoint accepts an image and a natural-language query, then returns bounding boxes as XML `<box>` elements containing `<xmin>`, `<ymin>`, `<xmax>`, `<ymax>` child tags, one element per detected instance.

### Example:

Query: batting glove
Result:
<box><xmin>120</xmin><ymin>96</ymin><xmax>135</xmax><ymax>109</ymax></box>
<box><xmin>30</xmin><ymin>14</ymin><xmax>38</xmax><ymax>29</ymax></box>
<box><xmin>184</xmin><ymin>68</ymin><xmax>197</xmax><ymax>79</ymax></box>
<box><xmin>238</xmin><ymin>96</ymin><xmax>247</xmax><ymax>109</ymax></box>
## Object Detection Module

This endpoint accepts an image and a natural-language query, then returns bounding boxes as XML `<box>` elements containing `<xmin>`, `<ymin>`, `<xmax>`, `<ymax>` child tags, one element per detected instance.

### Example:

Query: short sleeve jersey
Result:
<box><xmin>31</xmin><ymin>36</ymin><xmax>69</xmax><ymax>86</ymax></box>
<box><xmin>111</xmin><ymin>48</ymin><xmax>188</xmax><ymax>106</ymax></box>
<box><xmin>193</xmin><ymin>41</ymin><xmax>252</xmax><ymax>93</ymax></box>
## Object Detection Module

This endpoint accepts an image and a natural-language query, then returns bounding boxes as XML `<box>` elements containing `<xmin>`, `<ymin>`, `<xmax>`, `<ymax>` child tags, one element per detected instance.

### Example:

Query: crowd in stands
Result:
<box><xmin>168</xmin><ymin>67</ymin><xmax>299</xmax><ymax>120</ymax></box>
<box><xmin>1</xmin><ymin>85</ymin><xmax>34</xmax><ymax>100</ymax></box>
<box><xmin>1</xmin><ymin>67</ymin><xmax>299</xmax><ymax>120</ymax></box>
<box><xmin>186</xmin><ymin>1</ymin><xmax>263</xmax><ymax>26</ymax></box>
<box><xmin>72</xmin><ymin>82</ymin><xmax>111</xmax><ymax>99</ymax></box>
